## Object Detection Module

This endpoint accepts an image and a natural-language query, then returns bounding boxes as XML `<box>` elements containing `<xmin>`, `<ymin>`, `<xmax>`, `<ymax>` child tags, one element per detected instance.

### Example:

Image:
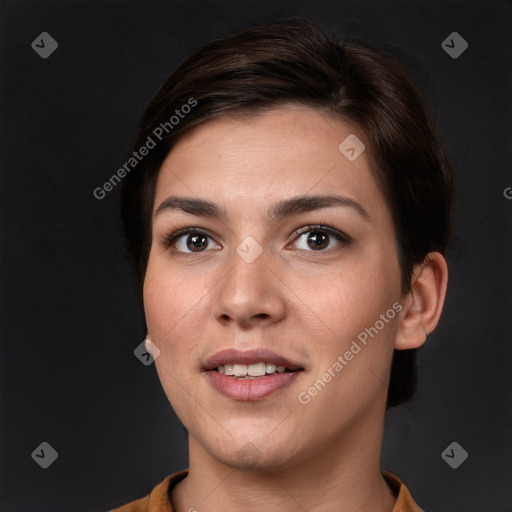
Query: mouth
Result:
<box><xmin>203</xmin><ymin>348</ymin><xmax>305</xmax><ymax>400</ymax></box>
<box><xmin>213</xmin><ymin>362</ymin><xmax>300</xmax><ymax>379</ymax></box>
<box><xmin>203</xmin><ymin>347</ymin><xmax>304</xmax><ymax>374</ymax></box>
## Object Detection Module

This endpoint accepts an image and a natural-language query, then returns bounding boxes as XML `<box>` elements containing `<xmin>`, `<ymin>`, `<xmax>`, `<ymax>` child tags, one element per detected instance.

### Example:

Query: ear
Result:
<box><xmin>395</xmin><ymin>252</ymin><xmax>448</xmax><ymax>350</ymax></box>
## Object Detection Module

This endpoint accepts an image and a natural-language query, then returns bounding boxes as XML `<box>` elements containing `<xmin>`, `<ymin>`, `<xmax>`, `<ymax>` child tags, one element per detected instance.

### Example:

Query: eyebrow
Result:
<box><xmin>154</xmin><ymin>194</ymin><xmax>369</xmax><ymax>222</ymax></box>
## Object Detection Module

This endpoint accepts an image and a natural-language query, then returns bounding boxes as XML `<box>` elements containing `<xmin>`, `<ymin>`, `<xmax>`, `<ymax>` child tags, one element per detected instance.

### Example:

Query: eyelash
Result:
<box><xmin>161</xmin><ymin>224</ymin><xmax>352</xmax><ymax>255</ymax></box>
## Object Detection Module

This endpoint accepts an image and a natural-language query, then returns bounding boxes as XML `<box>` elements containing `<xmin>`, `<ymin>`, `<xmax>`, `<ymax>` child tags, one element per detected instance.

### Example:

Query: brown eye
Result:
<box><xmin>305</xmin><ymin>231</ymin><xmax>329</xmax><ymax>250</ymax></box>
<box><xmin>185</xmin><ymin>233</ymin><xmax>209</xmax><ymax>252</ymax></box>
<box><xmin>292</xmin><ymin>225</ymin><xmax>351</xmax><ymax>252</ymax></box>
<box><xmin>163</xmin><ymin>228</ymin><xmax>221</xmax><ymax>254</ymax></box>
<box><xmin>176</xmin><ymin>232</ymin><xmax>218</xmax><ymax>253</ymax></box>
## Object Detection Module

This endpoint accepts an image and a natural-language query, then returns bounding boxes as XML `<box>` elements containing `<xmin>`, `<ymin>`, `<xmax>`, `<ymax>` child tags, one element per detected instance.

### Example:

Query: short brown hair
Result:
<box><xmin>120</xmin><ymin>17</ymin><xmax>454</xmax><ymax>408</ymax></box>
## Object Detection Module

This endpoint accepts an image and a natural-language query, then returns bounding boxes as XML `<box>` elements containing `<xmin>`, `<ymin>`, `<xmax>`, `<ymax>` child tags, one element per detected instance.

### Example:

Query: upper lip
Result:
<box><xmin>203</xmin><ymin>348</ymin><xmax>304</xmax><ymax>371</ymax></box>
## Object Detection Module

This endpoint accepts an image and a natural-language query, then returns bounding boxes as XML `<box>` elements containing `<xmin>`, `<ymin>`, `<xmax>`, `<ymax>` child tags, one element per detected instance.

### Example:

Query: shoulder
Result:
<box><xmin>381</xmin><ymin>470</ymin><xmax>425</xmax><ymax>512</ymax></box>
<box><xmin>107</xmin><ymin>470</ymin><xmax>189</xmax><ymax>512</ymax></box>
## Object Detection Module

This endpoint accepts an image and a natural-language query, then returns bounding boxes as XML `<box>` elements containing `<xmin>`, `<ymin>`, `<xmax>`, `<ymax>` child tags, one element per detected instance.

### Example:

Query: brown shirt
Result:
<box><xmin>108</xmin><ymin>469</ymin><xmax>424</xmax><ymax>511</ymax></box>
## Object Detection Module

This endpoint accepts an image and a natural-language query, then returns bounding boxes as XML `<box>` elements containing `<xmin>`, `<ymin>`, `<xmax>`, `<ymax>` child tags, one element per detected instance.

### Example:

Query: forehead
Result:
<box><xmin>153</xmin><ymin>105</ymin><xmax>387</xmax><ymax>222</ymax></box>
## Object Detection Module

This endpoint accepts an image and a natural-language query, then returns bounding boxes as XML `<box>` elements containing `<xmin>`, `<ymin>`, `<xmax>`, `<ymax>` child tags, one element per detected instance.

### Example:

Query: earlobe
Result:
<box><xmin>395</xmin><ymin>252</ymin><xmax>448</xmax><ymax>350</ymax></box>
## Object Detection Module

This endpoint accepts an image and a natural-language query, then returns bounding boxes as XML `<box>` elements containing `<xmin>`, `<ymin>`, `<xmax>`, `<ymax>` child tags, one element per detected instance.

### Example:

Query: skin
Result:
<box><xmin>143</xmin><ymin>105</ymin><xmax>448</xmax><ymax>512</ymax></box>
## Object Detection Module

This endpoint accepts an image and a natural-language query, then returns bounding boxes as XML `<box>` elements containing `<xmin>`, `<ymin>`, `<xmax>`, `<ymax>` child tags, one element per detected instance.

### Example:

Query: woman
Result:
<box><xmin>111</xmin><ymin>17</ymin><xmax>453</xmax><ymax>512</ymax></box>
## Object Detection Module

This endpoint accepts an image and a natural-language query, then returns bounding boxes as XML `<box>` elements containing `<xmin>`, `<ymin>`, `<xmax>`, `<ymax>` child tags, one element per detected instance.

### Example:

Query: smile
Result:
<box><xmin>216</xmin><ymin>362</ymin><xmax>297</xmax><ymax>377</ymax></box>
<box><xmin>204</xmin><ymin>348</ymin><xmax>305</xmax><ymax>400</ymax></box>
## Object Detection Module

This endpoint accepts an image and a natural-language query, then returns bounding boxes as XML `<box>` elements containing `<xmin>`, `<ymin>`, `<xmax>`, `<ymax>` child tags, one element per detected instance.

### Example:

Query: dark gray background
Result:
<box><xmin>0</xmin><ymin>1</ymin><xmax>511</xmax><ymax>511</ymax></box>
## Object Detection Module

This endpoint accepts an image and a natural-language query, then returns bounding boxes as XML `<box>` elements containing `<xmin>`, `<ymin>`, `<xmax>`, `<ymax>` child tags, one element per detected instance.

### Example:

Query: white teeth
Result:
<box><xmin>216</xmin><ymin>362</ymin><xmax>292</xmax><ymax>376</ymax></box>
<box><xmin>248</xmin><ymin>362</ymin><xmax>266</xmax><ymax>376</ymax></box>
<box><xmin>234</xmin><ymin>364</ymin><xmax>248</xmax><ymax>376</ymax></box>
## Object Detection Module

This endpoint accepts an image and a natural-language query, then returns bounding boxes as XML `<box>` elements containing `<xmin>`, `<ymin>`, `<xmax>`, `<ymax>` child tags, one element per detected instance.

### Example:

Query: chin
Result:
<box><xmin>209</xmin><ymin>439</ymin><xmax>300</xmax><ymax>473</ymax></box>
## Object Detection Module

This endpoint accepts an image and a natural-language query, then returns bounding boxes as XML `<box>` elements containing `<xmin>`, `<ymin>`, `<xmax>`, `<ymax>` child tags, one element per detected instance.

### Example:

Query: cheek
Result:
<box><xmin>303</xmin><ymin>250</ymin><xmax>401</xmax><ymax>400</ymax></box>
<box><xmin>143</xmin><ymin>262</ymin><xmax>200</xmax><ymax>419</ymax></box>
<box><xmin>143</xmin><ymin>258</ymin><xmax>186</xmax><ymax>357</ymax></box>
<box><xmin>319</xmin><ymin>253</ymin><xmax>399</xmax><ymax>332</ymax></box>
<box><xmin>143</xmin><ymin>254</ymin><xmax>193</xmax><ymax>331</ymax></box>
<box><xmin>143</xmin><ymin>256</ymin><xmax>209</xmax><ymax>368</ymax></box>
<box><xmin>143</xmin><ymin>269</ymin><xmax>173</xmax><ymax>338</ymax></box>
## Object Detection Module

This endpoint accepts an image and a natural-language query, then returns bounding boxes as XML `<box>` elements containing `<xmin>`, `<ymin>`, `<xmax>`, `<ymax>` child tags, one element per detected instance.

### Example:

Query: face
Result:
<box><xmin>143</xmin><ymin>105</ymin><xmax>403</xmax><ymax>471</ymax></box>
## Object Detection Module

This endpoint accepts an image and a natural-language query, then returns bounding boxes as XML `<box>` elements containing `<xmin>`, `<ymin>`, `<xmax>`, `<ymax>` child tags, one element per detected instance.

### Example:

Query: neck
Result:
<box><xmin>171</xmin><ymin>406</ymin><xmax>397</xmax><ymax>512</ymax></box>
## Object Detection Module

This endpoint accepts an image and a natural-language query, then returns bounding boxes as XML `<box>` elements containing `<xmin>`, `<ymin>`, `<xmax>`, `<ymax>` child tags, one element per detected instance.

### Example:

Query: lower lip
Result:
<box><xmin>207</xmin><ymin>370</ymin><xmax>302</xmax><ymax>400</ymax></box>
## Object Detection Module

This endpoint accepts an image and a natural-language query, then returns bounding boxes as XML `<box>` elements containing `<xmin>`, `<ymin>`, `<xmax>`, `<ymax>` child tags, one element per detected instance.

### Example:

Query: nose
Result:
<box><xmin>211</xmin><ymin>246</ymin><xmax>287</xmax><ymax>329</ymax></box>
